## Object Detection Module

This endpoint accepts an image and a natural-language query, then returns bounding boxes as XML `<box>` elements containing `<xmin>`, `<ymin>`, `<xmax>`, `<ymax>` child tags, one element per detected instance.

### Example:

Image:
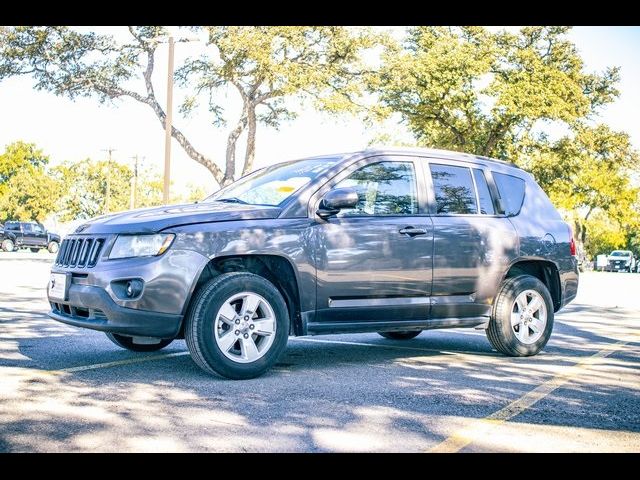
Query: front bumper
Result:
<box><xmin>49</xmin><ymin>285</ymin><xmax>182</xmax><ymax>337</ymax></box>
<box><xmin>47</xmin><ymin>245</ymin><xmax>210</xmax><ymax>338</ymax></box>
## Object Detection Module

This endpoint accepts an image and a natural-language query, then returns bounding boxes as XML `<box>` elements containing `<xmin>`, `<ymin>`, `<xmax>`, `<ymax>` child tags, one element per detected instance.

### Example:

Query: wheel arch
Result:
<box><xmin>180</xmin><ymin>253</ymin><xmax>303</xmax><ymax>337</ymax></box>
<box><xmin>502</xmin><ymin>259</ymin><xmax>562</xmax><ymax>312</ymax></box>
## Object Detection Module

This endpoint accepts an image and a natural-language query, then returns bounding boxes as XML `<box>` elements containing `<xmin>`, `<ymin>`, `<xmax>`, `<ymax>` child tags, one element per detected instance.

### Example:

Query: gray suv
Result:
<box><xmin>47</xmin><ymin>148</ymin><xmax>579</xmax><ymax>379</ymax></box>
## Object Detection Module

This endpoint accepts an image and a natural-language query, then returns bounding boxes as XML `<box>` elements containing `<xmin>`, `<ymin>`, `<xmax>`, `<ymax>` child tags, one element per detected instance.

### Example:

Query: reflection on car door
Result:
<box><xmin>426</xmin><ymin>161</ymin><xmax>518</xmax><ymax>320</ymax></box>
<box><xmin>312</xmin><ymin>158</ymin><xmax>433</xmax><ymax>331</ymax></box>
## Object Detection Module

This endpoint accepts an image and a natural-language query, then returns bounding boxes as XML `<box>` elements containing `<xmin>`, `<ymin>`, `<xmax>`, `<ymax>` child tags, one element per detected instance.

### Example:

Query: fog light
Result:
<box><xmin>122</xmin><ymin>279</ymin><xmax>143</xmax><ymax>299</ymax></box>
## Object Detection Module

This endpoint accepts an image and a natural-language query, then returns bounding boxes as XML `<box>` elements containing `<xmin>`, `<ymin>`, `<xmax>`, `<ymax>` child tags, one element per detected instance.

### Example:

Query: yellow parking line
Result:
<box><xmin>59</xmin><ymin>351</ymin><xmax>190</xmax><ymax>373</ymax></box>
<box><xmin>429</xmin><ymin>339</ymin><xmax>629</xmax><ymax>453</ymax></box>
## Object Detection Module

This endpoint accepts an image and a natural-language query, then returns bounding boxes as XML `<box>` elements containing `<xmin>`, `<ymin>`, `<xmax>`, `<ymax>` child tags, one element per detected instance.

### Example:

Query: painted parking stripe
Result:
<box><xmin>59</xmin><ymin>351</ymin><xmax>190</xmax><ymax>373</ymax></box>
<box><xmin>429</xmin><ymin>339</ymin><xmax>630</xmax><ymax>453</ymax></box>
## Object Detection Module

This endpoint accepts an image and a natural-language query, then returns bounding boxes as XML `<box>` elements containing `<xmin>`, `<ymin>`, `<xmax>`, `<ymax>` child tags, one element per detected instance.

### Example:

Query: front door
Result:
<box><xmin>312</xmin><ymin>158</ymin><xmax>433</xmax><ymax>329</ymax></box>
<box><xmin>21</xmin><ymin>223</ymin><xmax>41</xmax><ymax>247</ymax></box>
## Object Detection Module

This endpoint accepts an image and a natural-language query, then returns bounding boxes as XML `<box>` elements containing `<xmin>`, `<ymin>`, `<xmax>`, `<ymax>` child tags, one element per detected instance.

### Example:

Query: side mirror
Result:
<box><xmin>317</xmin><ymin>187</ymin><xmax>359</xmax><ymax>219</ymax></box>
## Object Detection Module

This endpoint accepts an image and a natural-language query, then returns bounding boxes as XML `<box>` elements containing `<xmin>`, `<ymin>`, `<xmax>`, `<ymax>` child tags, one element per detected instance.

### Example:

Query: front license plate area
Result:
<box><xmin>49</xmin><ymin>273</ymin><xmax>70</xmax><ymax>301</ymax></box>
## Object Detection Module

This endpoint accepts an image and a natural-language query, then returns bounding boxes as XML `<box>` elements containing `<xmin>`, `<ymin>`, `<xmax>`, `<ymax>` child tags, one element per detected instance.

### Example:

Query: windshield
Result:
<box><xmin>610</xmin><ymin>251</ymin><xmax>631</xmax><ymax>257</ymax></box>
<box><xmin>205</xmin><ymin>157</ymin><xmax>341</xmax><ymax>206</ymax></box>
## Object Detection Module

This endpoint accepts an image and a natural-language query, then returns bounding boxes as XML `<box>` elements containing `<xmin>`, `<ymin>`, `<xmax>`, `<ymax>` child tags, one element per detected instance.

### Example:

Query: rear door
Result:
<box><xmin>424</xmin><ymin>160</ymin><xmax>518</xmax><ymax>319</ymax></box>
<box><xmin>312</xmin><ymin>157</ymin><xmax>434</xmax><ymax>328</ymax></box>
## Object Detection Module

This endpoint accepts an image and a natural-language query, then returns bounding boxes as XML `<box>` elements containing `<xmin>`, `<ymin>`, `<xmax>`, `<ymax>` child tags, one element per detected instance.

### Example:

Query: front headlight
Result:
<box><xmin>109</xmin><ymin>234</ymin><xmax>175</xmax><ymax>259</ymax></box>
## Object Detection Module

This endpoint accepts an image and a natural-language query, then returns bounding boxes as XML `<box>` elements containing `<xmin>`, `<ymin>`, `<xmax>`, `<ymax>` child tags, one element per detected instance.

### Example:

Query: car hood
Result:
<box><xmin>73</xmin><ymin>202</ymin><xmax>282</xmax><ymax>234</ymax></box>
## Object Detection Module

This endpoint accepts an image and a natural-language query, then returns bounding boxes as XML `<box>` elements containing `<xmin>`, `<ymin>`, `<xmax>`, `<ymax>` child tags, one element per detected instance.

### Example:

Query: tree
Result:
<box><xmin>524</xmin><ymin>124</ymin><xmax>639</xmax><ymax>246</ymax></box>
<box><xmin>55</xmin><ymin>159</ymin><xmax>133</xmax><ymax>221</ymax></box>
<box><xmin>375</xmin><ymin>26</ymin><xmax>619</xmax><ymax>159</ymax></box>
<box><xmin>0</xmin><ymin>141</ymin><xmax>49</xmax><ymax>197</ymax></box>
<box><xmin>178</xmin><ymin>26</ymin><xmax>378</xmax><ymax>184</ymax></box>
<box><xmin>0</xmin><ymin>168</ymin><xmax>62</xmax><ymax>222</ymax></box>
<box><xmin>0</xmin><ymin>26</ymin><xmax>378</xmax><ymax>187</ymax></box>
<box><xmin>0</xmin><ymin>141</ymin><xmax>61</xmax><ymax>222</ymax></box>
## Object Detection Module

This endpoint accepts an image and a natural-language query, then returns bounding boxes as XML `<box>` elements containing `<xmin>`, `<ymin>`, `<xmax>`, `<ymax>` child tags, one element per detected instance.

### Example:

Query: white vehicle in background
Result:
<box><xmin>607</xmin><ymin>250</ymin><xmax>635</xmax><ymax>272</ymax></box>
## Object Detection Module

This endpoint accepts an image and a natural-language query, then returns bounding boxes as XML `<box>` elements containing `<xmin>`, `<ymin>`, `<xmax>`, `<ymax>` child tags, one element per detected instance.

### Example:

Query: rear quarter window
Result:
<box><xmin>493</xmin><ymin>172</ymin><xmax>525</xmax><ymax>216</ymax></box>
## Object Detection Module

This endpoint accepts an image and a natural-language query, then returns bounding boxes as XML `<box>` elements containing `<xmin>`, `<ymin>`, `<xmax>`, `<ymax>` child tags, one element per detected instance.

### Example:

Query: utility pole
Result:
<box><xmin>163</xmin><ymin>36</ymin><xmax>175</xmax><ymax>205</ymax></box>
<box><xmin>130</xmin><ymin>155</ymin><xmax>140</xmax><ymax>210</ymax></box>
<box><xmin>101</xmin><ymin>148</ymin><xmax>116</xmax><ymax>214</ymax></box>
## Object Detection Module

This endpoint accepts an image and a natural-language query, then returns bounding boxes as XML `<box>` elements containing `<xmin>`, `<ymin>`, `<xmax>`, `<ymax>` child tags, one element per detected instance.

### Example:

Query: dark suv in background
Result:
<box><xmin>2</xmin><ymin>221</ymin><xmax>61</xmax><ymax>253</ymax></box>
<box><xmin>47</xmin><ymin>148</ymin><xmax>579</xmax><ymax>379</ymax></box>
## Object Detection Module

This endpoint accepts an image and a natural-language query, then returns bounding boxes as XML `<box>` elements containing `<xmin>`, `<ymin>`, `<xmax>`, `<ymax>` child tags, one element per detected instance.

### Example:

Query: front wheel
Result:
<box><xmin>48</xmin><ymin>241</ymin><xmax>59</xmax><ymax>254</ymax></box>
<box><xmin>486</xmin><ymin>274</ymin><xmax>554</xmax><ymax>357</ymax></box>
<box><xmin>2</xmin><ymin>239</ymin><xmax>14</xmax><ymax>252</ymax></box>
<box><xmin>185</xmin><ymin>272</ymin><xmax>289</xmax><ymax>380</ymax></box>
<box><xmin>378</xmin><ymin>330</ymin><xmax>422</xmax><ymax>340</ymax></box>
<box><xmin>105</xmin><ymin>333</ymin><xmax>173</xmax><ymax>352</ymax></box>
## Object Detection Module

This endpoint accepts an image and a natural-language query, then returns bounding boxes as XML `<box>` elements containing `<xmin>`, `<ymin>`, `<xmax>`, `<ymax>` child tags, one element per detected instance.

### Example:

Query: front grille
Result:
<box><xmin>55</xmin><ymin>237</ymin><xmax>105</xmax><ymax>268</ymax></box>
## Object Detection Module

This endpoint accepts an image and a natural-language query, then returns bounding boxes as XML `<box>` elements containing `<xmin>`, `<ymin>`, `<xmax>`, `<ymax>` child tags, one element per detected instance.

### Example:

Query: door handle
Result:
<box><xmin>399</xmin><ymin>227</ymin><xmax>427</xmax><ymax>237</ymax></box>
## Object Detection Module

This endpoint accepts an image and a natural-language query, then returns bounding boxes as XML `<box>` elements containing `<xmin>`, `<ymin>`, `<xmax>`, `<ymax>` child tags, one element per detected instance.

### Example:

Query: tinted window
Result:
<box><xmin>430</xmin><ymin>164</ymin><xmax>477</xmax><ymax>214</ymax></box>
<box><xmin>5</xmin><ymin>223</ymin><xmax>20</xmax><ymax>231</ymax></box>
<box><xmin>336</xmin><ymin>161</ymin><xmax>418</xmax><ymax>216</ymax></box>
<box><xmin>23</xmin><ymin>224</ymin><xmax>34</xmax><ymax>233</ymax></box>
<box><xmin>473</xmin><ymin>169</ymin><xmax>495</xmax><ymax>215</ymax></box>
<box><xmin>493</xmin><ymin>172</ymin><xmax>526</xmax><ymax>216</ymax></box>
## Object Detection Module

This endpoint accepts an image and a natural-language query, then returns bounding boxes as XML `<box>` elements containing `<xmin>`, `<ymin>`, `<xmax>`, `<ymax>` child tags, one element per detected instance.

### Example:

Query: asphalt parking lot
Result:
<box><xmin>0</xmin><ymin>251</ymin><xmax>639</xmax><ymax>452</ymax></box>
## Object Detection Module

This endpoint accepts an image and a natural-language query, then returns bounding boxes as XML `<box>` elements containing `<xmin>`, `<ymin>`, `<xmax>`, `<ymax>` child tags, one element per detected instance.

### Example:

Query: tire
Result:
<box><xmin>486</xmin><ymin>274</ymin><xmax>554</xmax><ymax>357</ymax></box>
<box><xmin>185</xmin><ymin>272</ymin><xmax>289</xmax><ymax>380</ymax></box>
<box><xmin>105</xmin><ymin>332</ymin><xmax>173</xmax><ymax>352</ymax></box>
<box><xmin>48</xmin><ymin>241</ymin><xmax>59</xmax><ymax>254</ymax></box>
<box><xmin>378</xmin><ymin>330</ymin><xmax>422</xmax><ymax>340</ymax></box>
<box><xmin>30</xmin><ymin>247</ymin><xmax>41</xmax><ymax>253</ymax></box>
<box><xmin>1</xmin><ymin>239</ymin><xmax>14</xmax><ymax>252</ymax></box>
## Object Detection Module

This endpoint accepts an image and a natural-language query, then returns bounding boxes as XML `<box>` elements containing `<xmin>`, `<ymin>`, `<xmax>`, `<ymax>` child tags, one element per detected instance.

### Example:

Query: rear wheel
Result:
<box><xmin>48</xmin><ymin>241</ymin><xmax>59</xmax><ymax>254</ymax></box>
<box><xmin>2</xmin><ymin>239</ymin><xmax>14</xmax><ymax>252</ymax></box>
<box><xmin>105</xmin><ymin>333</ymin><xmax>173</xmax><ymax>352</ymax></box>
<box><xmin>486</xmin><ymin>274</ymin><xmax>554</xmax><ymax>357</ymax></box>
<box><xmin>378</xmin><ymin>330</ymin><xmax>422</xmax><ymax>340</ymax></box>
<box><xmin>185</xmin><ymin>272</ymin><xmax>289</xmax><ymax>380</ymax></box>
<box><xmin>30</xmin><ymin>247</ymin><xmax>40</xmax><ymax>253</ymax></box>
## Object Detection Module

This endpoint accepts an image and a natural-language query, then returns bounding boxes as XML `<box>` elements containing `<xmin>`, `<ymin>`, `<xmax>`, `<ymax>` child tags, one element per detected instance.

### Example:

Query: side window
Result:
<box><xmin>335</xmin><ymin>161</ymin><xmax>418</xmax><ymax>216</ymax></box>
<box><xmin>430</xmin><ymin>164</ymin><xmax>477</xmax><ymax>214</ymax></box>
<box><xmin>493</xmin><ymin>172</ymin><xmax>526</xmax><ymax>216</ymax></box>
<box><xmin>33</xmin><ymin>224</ymin><xmax>44</xmax><ymax>234</ymax></box>
<box><xmin>23</xmin><ymin>224</ymin><xmax>34</xmax><ymax>233</ymax></box>
<box><xmin>472</xmin><ymin>169</ymin><xmax>495</xmax><ymax>215</ymax></box>
<box><xmin>6</xmin><ymin>223</ymin><xmax>19</xmax><ymax>231</ymax></box>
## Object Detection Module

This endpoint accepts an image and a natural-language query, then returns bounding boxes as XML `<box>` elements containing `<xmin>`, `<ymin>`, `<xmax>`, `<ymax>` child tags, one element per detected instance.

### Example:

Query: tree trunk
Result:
<box><xmin>223</xmin><ymin>107</ymin><xmax>248</xmax><ymax>186</ymax></box>
<box><xmin>243</xmin><ymin>106</ymin><xmax>257</xmax><ymax>176</ymax></box>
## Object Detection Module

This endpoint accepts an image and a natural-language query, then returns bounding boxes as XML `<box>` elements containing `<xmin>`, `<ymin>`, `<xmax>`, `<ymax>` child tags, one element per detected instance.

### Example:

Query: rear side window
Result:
<box><xmin>430</xmin><ymin>164</ymin><xmax>477</xmax><ymax>214</ymax></box>
<box><xmin>5</xmin><ymin>223</ymin><xmax>20</xmax><ymax>231</ymax></box>
<box><xmin>472</xmin><ymin>169</ymin><xmax>495</xmax><ymax>215</ymax></box>
<box><xmin>493</xmin><ymin>172</ymin><xmax>526</xmax><ymax>216</ymax></box>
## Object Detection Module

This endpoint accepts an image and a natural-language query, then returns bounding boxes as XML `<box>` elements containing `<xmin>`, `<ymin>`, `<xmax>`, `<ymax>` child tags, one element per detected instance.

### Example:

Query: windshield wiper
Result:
<box><xmin>216</xmin><ymin>197</ymin><xmax>249</xmax><ymax>205</ymax></box>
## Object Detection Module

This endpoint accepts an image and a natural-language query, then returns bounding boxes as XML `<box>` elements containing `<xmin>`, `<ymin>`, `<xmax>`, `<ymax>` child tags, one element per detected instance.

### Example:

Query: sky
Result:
<box><xmin>0</xmin><ymin>26</ymin><xmax>638</xmax><ymax>198</ymax></box>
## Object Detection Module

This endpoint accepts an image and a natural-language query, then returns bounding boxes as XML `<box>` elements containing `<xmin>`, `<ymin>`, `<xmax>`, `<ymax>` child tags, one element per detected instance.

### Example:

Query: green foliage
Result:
<box><xmin>0</xmin><ymin>167</ymin><xmax>62</xmax><ymax>222</ymax></box>
<box><xmin>0</xmin><ymin>141</ymin><xmax>49</xmax><ymax>196</ymax></box>
<box><xmin>55</xmin><ymin>159</ymin><xmax>133</xmax><ymax>221</ymax></box>
<box><xmin>376</xmin><ymin>26</ymin><xmax>619</xmax><ymax>159</ymax></box>
<box><xmin>0</xmin><ymin>141</ymin><xmax>60</xmax><ymax>222</ymax></box>
<box><xmin>583</xmin><ymin>211</ymin><xmax>628</xmax><ymax>257</ymax></box>
<box><xmin>524</xmin><ymin>124</ymin><xmax>639</xmax><ymax>248</ymax></box>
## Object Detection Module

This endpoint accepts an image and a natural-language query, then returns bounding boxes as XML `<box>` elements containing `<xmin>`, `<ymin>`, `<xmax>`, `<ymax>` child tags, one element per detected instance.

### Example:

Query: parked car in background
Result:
<box><xmin>607</xmin><ymin>250</ymin><xmax>635</xmax><ymax>272</ymax></box>
<box><xmin>47</xmin><ymin>147</ymin><xmax>579</xmax><ymax>379</ymax></box>
<box><xmin>2</xmin><ymin>221</ymin><xmax>61</xmax><ymax>253</ymax></box>
<box><xmin>0</xmin><ymin>223</ymin><xmax>18</xmax><ymax>252</ymax></box>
